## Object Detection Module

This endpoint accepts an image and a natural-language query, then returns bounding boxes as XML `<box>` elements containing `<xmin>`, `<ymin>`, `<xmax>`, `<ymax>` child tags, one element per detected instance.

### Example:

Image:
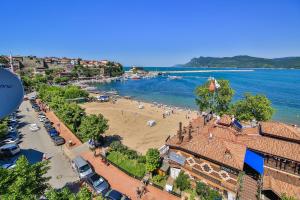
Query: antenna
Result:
<box><xmin>9</xmin><ymin>51</ymin><xmax>14</xmax><ymax>73</ymax></box>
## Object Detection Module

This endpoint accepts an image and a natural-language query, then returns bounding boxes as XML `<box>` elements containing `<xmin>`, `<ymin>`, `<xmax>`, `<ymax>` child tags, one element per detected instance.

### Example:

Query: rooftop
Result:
<box><xmin>166</xmin><ymin>115</ymin><xmax>300</xmax><ymax>170</ymax></box>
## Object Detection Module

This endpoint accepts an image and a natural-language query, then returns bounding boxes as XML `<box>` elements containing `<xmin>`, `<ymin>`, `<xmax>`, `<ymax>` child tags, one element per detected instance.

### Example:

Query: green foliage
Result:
<box><xmin>78</xmin><ymin>114</ymin><xmax>109</xmax><ymax>142</ymax></box>
<box><xmin>38</xmin><ymin>85</ymin><xmax>89</xmax><ymax>133</ymax></box>
<box><xmin>107</xmin><ymin>151</ymin><xmax>146</xmax><ymax>178</ymax></box>
<box><xmin>281</xmin><ymin>193</ymin><xmax>297</xmax><ymax>200</ymax></box>
<box><xmin>0</xmin><ymin>56</ymin><xmax>9</xmax><ymax>64</ymax></box>
<box><xmin>195</xmin><ymin>79</ymin><xmax>234</xmax><ymax>114</ymax></box>
<box><xmin>145</xmin><ymin>148</ymin><xmax>160</xmax><ymax>173</ymax></box>
<box><xmin>175</xmin><ymin>171</ymin><xmax>190</xmax><ymax>192</ymax></box>
<box><xmin>53</xmin><ymin>76</ymin><xmax>70</xmax><ymax>84</ymax></box>
<box><xmin>151</xmin><ymin>174</ymin><xmax>167</xmax><ymax>187</ymax></box>
<box><xmin>110</xmin><ymin>141</ymin><xmax>127</xmax><ymax>152</ymax></box>
<box><xmin>109</xmin><ymin>141</ymin><xmax>141</xmax><ymax>160</ymax></box>
<box><xmin>0</xmin><ymin>156</ymin><xmax>50</xmax><ymax>199</ymax></box>
<box><xmin>45</xmin><ymin>186</ymin><xmax>92</xmax><ymax>200</ymax></box>
<box><xmin>195</xmin><ymin>182</ymin><xmax>221</xmax><ymax>200</ymax></box>
<box><xmin>184</xmin><ymin>55</ymin><xmax>300</xmax><ymax>68</ymax></box>
<box><xmin>230</xmin><ymin>93</ymin><xmax>274</xmax><ymax>121</ymax></box>
<box><xmin>0</xmin><ymin>119</ymin><xmax>8</xmax><ymax>139</ymax></box>
<box><xmin>63</xmin><ymin>86</ymin><xmax>89</xmax><ymax>99</ymax></box>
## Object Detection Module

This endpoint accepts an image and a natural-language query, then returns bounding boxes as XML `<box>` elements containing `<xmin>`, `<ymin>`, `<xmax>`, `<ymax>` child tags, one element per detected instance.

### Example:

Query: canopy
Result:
<box><xmin>244</xmin><ymin>149</ymin><xmax>264</xmax><ymax>175</ymax></box>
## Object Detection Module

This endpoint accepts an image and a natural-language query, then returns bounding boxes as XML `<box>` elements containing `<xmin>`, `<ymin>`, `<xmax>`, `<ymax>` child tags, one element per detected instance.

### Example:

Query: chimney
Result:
<box><xmin>188</xmin><ymin>126</ymin><xmax>192</xmax><ymax>140</ymax></box>
<box><xmin>177</xmin><ymin>122</ymin><xmax>183</xmax><ymax>144</ymax></box>
<box><xmin>179</xmin><ymin>122</ymin><xmax>182</xmax><ymax>133</ymax></box>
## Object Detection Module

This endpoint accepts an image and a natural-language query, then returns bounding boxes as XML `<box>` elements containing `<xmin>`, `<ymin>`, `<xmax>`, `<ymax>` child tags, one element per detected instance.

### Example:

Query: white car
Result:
<box><xmin>29</xmin><ymin>124</ymin><xmax>40</xmax><ymax>131</ymax></box>
<box><xmin>2</xmin><ymin>136</ymin><xmax>19</xmax><ymax>144</ymax></box>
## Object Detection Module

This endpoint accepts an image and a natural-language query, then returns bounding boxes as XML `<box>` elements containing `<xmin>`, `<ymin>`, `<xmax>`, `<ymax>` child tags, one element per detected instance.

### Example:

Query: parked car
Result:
<box><xmin>104</xmin><ymin>190</ymin><xmax>130</xmax><ymax>200</ymax></box>
<box><xmin>2</xmin><ymin>136</ymin><xmax>20</xmax><ymax>144</ymax></box>
<box><xmin>51</xmin><ymin>136</ymin><xmax>65</xmax><ymax>146</ymax></box>
<box><xmin>1</xmin><ymin>158</ymin><xmax>17</xmax><ymax>169</ymax></box>
<box><xmin>48</xmin><ymin>129</ymin><xmax>59</xmax><ymax>137</ymax></box>
<box><xmin>44</xmin><ymin>125</ymin><xmax>54</xmax><ymax>131</ymax></box>
<box><xmin>0</xmin><ymin>144</ymin><xmax>21</xmax><ymax>157</ymax></box>
<box><xmin>29</xmin><ymin>123</ymin><xmax>40</xmax><ymax>131</ymax></box>
<box><xmin>71</xmin><ymin>156</ymin><xmax>93</xmax><ymax>179</ymax></box>
<box><xmin>8</xmin><ymin>126</ymin><xmax>17</xmax><ymax>133</ymax></box>
<box><xmin>84</xmin><ymin>173</ymin><xmax>110</xmax><ymax>196</ymax></box>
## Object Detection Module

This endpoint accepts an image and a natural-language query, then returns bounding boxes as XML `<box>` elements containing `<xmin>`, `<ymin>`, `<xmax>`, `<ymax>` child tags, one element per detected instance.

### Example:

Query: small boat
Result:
<box><xmin>167</xmin><ymin>75</ymin><xmax>182</xmax><ymax>80</ymax></box>
<box><xmin>131</xmin><ymin>74</ymin><xmax>141</xmax><ymax>80</ymax></box>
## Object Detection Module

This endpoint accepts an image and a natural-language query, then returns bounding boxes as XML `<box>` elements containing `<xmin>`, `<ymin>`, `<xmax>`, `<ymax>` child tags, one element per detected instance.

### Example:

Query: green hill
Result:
<box><xmin>183</xmin><ymin>55</ymin><xmax>300</xmax><ymax>68</ymax></box>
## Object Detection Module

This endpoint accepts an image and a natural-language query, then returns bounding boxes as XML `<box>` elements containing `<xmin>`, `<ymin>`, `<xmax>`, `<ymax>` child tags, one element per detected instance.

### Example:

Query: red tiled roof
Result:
<box><xmin>167</xmin><ymin>123</ymin><xmax>247</xmax><ymax>170</ymax></box>
<box><xmin>261</xmin><ymin>121</ymin><xmax>300</xmax><ymax>142</ymax></box>
<box><xmin>167</xmin><ymin>116</ymin><xmax>300</xmax><ymax>171</ymax></box>
<box><xmin>263</xmin><ymin>175</ymin><xmax>300</xmax><ymax>199</ymax></box>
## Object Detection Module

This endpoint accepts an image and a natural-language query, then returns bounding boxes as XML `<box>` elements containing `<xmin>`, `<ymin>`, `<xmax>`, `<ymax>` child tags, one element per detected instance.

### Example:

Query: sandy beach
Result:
<box><xmin>80</xmin><ymin>97</ymin><xmax>198</xmax><ymax>154</ymax></box>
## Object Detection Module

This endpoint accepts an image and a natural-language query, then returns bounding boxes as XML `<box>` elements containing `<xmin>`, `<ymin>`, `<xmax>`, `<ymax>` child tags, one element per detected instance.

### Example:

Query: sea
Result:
<box><xmin>95</xmin><ymin>67</ymin><xmax>300</xmax><ymax>125</ymax></box>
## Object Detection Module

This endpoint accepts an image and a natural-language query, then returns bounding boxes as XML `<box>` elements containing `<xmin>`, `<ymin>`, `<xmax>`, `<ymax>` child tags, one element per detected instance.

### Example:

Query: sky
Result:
<box><xmin>1</xmin><ymin>0</ymin><xmax>300</xmax><ymax>66</ymax></box>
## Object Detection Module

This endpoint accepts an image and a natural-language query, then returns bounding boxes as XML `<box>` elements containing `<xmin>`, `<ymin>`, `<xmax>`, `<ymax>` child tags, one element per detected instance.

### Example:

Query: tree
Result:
<box><xmin>0</xmin><ymin>156</ymin><xmax>50</xmax><ymax>199</ymax></box>
<box><xmin>58</xmin><ymin>103</ymin><xmax>85</xmax><ymax>132</ymax></box>
<box><xmin>230</xmin><ymin>93</ymin><xmax>274</xmax><ymax>121</ymax></box>
<box><xmin>0</xmin><ymin>119</ymin><xmax>8</xmax><ymax>139</ymax></box>
<box><xmin>78</xmin><ymin>114</ymin><xmax>109</xmax><ymax>142</ymax></box>
<box><xmin>195</xmin><ymin>79</ymin><xmax>234</xmax><ymax>114</ymax></box>
<box><xmin>45</xmin><ymin>186</ymin><xmax>92</xmax><ymax>200</ymax></box>
<box><xmin>281</xmin><ymin>193</ymin><xmax>297</xmax><ymax>200</ymax></box>
<box><xmin>175</xmin><ymin>171</ymin><xmax>190</xmax><ymax>192</ymax></box>
<box><xmin>63</xmin><ymin>86</ymin><xmax>89</xmax><ymax>99</ymax></box>
<box><xmin>145</xmin><ymin>148</ymin><xmax>160</xmax><ymax>173</ymax></box>
<box><xmin>196</xmin><ymin>181</ymin><xmax>221</xmax><ymax>200</ymax></box>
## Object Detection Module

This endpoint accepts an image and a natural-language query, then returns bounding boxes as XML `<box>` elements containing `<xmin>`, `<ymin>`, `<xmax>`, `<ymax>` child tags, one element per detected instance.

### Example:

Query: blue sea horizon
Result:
<box><xmin>96</xmin><ymin>67</ymin><xmax>300</xmax><ymax>125</ymax></box>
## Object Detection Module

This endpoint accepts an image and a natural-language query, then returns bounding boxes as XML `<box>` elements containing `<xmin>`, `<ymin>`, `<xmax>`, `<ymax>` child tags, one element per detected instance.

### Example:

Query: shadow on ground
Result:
<box><xmin>20</xmin><ymin>148</ymin><xmax>44</xmax><ymax>164</ymax></box>
<box><xmin>103</xmin><ymin>134</ymin><xmax>123</xmax><ymax>147</ymax></box>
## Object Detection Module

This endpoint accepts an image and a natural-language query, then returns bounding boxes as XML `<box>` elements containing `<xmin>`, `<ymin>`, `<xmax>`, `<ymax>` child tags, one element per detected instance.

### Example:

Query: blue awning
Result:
<box><xmin>244</xmin><ymin>149</ymin><xmax>264</xmax><ymax>175</ymax></box>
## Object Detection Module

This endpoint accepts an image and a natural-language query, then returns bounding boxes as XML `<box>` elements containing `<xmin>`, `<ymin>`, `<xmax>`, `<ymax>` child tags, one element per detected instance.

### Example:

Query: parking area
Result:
<box><xmin>1</xmin><ymin>99</ymin><xmax>79</xmax><ymax>189</ymax></box>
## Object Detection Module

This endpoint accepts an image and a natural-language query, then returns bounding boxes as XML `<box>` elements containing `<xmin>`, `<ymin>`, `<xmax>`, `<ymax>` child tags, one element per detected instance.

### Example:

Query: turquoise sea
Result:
<box><xmin>96</xmin><ymin>67</ymin><xmax>300</xmax><ymax>125</ymax></box>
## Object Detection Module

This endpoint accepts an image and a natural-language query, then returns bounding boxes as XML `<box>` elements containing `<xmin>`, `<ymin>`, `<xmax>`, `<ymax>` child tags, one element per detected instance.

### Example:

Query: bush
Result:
<box><xmin>109</xmin><ymin>141</ymin><xmax>127</xmax><ymax>152</ymax></box>
<box><xmin>146</xmin><ymin>148</ymin><xmax>160</xmax><ymax>173</ymax></box>
<box><xmin>137</xmin><ymin>155</ymin><xmax>146</xmax><ymax>164</ymax></box>
<box><xmin>196</xmin><ymin>181</ymin><xmax>221</xmax><ymax>200</ymax></box>
<box><xmin>151</xmin><ymin>174</ymin><xmax>168</xmax><ymax>187</ymax></box>
<box><xmin>175</xmin><ymin>172</ymin><xmax>190</xmax><ymax>192</ymax></box>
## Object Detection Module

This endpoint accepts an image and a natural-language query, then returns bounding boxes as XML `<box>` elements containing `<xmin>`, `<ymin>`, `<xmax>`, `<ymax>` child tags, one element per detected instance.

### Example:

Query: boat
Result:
<box><xmin>131</xmin><ymin>74</ymin><xmax>141</xmax><ymax>80</ymax></box>
<box><xmin>167</xmin><ymin>75</ymin><xmax>183</xmax><ymax>80</ymax></box>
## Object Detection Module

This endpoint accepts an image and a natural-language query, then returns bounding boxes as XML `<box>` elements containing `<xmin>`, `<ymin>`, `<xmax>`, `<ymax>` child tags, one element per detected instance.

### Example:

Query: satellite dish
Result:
<box><xmin>0</xmin><ymin>68</ymin><xmax>24</xmax><ymax>119</ymax></box>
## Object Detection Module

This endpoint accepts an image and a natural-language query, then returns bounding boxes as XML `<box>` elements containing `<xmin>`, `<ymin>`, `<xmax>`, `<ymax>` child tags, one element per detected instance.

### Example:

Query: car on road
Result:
<box><xmin>29</xmin><ymin>123</ymin><xmax>40</xmax><ymax>131</ymax></box>
<box><xmin>84</xmin><ymin>172</ymin><xmax>110</xmax><ymax>196</ymax></box>
<box><xmin>0</xmin><ymin>143</ymin><xmax>21</xmax><ymax>157</ymax></box>
<box><xmin>104</xmin><ymin>189</ymin><xmax>130</xmax><ymax>200</ymax></box>
<box><xmin>48</xmin><ymin>129</ymin><xmax>59</xmax><ymax>137</ymax></box>
<box><xmin>51</xmin><ymin>136</ymin><xmax>65</xmax><ymax>146</ymax></box>
<box><xmin>71</xmin><ymin>156</ymin><xmax>93</xmax><ymax>179</ymax></box>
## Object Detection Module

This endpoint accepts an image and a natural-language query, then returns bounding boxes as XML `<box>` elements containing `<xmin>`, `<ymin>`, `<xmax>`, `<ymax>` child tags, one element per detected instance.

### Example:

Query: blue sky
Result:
<box><xmin>1</xmin><ymin>0</ymin><xmax>300</xmax><ymax>66</ymax></box>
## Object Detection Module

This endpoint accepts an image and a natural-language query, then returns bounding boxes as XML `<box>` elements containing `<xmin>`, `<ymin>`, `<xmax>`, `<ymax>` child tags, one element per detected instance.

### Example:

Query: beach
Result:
<box><xmin>80</xmin><ymin>97</ymin><xmax>198</xmax><ymax>154</ymax></box>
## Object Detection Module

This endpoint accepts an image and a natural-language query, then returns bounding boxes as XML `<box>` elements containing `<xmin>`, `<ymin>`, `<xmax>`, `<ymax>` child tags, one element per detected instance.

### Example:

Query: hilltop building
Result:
<box><xmin>165</xmin><ymin>114</ymin><xmax>300</xmax><ymax>200</ymax></box>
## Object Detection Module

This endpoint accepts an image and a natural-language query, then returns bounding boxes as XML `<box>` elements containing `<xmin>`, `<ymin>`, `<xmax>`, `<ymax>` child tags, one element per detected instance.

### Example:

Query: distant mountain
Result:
<box><xmin>182</xmin><ymin>55</ymin><xmax>300</xmax><ymax>68</ymax></box>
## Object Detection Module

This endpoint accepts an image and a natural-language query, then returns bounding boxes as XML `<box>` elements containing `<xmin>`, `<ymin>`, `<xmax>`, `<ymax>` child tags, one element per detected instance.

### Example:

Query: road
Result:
<box><xmin>17</xmin><ymin>99</ymin><xmax>79</xmax><ymax>188</ymax></box>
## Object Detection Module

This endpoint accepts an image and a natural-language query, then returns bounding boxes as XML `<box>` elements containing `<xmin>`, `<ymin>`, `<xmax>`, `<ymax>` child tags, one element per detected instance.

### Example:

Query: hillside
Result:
<box><xmin>183</xmin><ymin>55</ymin><xmax>300</xmax><ymax>68</ymax></box>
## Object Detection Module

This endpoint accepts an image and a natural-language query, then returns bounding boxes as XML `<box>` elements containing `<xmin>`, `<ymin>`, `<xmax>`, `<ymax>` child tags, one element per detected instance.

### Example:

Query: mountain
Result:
<box><xmin>182</xmin><ymin>55</ymin><xmax>300</xmax><ymax>68</ymax></box>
